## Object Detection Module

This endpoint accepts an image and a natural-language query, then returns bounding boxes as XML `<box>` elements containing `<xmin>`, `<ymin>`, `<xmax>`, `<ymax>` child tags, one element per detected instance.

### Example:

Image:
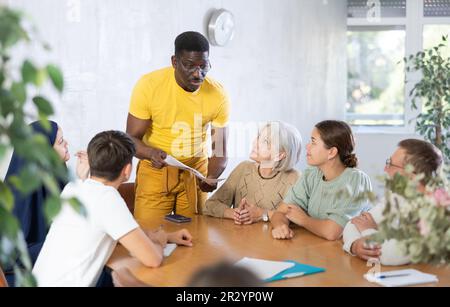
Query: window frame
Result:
<box><xmin>346</xmin><ymin>0</ymin><xmax>450</xmax><ymax>134</ymax></box>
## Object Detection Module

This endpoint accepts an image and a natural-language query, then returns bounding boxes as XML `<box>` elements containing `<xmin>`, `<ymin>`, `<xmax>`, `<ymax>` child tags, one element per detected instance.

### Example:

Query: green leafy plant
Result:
<box><xmin>405</xmin><ymin>36</ymin><xmax>450</xmax><ymax>163</ymax></box>
<box><xmin>339</xmin><ymin>164</ymin><xmax>449</xmax><ymax>265</ymax></box>
<box><xmin>0</xmin><ymin>6</ymin><xmax>82</xmax><ymax>286</ymax></box>
<box><xmin>374</xmin><ymin>166</ymin><xmax>450</xmax><ymax>265</ymax></box>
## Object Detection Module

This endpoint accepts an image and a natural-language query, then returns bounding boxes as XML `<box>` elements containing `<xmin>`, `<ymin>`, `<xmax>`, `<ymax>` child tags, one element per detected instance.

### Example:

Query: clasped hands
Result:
<box><xmin>232</xmin><ymin>198</ymin><xmax>264</xmax><ymax>225</ymax></box>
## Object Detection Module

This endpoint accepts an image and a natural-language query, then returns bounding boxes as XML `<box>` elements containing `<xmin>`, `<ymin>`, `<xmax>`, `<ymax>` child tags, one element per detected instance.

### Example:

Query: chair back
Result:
<box><xmin>118</xmin><ymin>182</ymin><xmax>136</xmax><ymax>214</ymax></box>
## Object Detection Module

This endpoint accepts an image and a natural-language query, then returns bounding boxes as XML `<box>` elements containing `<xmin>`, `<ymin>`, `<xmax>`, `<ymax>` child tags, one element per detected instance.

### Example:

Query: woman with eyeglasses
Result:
<box><xmin>270</xmin><ymin>120</ymin><xmax>373</xmax><ymax>241</ymax></box>
<box><xmin>343</xmin><ymin>139</ymin><xmax>443</xmax><ymax>265</ymax></box>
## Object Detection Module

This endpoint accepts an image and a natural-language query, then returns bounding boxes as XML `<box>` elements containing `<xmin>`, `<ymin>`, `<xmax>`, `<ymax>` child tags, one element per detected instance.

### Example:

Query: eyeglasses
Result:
<box><xmin>385</xmin><ymin>158</ymin><xmax>404</xmax><ymax>169</ymax></box>
<box><xmin>179</xmin><ymin>60</ymin><xmax>211</xmax><ymax>74</ymax></box>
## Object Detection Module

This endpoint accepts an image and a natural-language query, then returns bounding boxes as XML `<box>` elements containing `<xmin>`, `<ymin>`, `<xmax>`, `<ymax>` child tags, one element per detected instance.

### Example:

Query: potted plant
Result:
<box><xmin>404</xmin><ymin>36</ymin><xmax>450</xmax><ymax>163</ymax></box>
<box><xmin>0</xmin><ymin>6</ymin><xmax>82</xmax><ymax>286</ymax></box>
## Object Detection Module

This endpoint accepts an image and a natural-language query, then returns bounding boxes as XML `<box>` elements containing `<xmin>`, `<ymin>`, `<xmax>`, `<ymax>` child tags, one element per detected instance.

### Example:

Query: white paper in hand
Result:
<box><xmin>235</xmin><ymin>257</ymin><xmax>295</xmax><ymax>280</ymax></box>
<box><xmin>164</xmin><ymin>155</ymin><xmax>225</xmax><ymax>185</ymax></box>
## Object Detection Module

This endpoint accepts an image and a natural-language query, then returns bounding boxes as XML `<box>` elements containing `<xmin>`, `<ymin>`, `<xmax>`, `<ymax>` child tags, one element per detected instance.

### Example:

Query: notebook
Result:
<box><xmin>265</xmin><ymin>260</ymin><xmax>325</xmax><ymax>282</ymax></box>
<box><xmin>234</xmin><ymin>257</ymin><xmax>295</xmax><ymax>280</ymax></box>
<box><xmin>364</xmin><ymin>269</ymin><xmax>438</xmax><ymax>287</ymax></box>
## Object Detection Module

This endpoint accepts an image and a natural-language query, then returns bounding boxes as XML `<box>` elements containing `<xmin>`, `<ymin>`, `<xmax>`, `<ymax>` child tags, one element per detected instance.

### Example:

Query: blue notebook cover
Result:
<box><xmin>264</xmin><ymin>260</ymin><xmax>325</xmax><ymax>283</ymax></box>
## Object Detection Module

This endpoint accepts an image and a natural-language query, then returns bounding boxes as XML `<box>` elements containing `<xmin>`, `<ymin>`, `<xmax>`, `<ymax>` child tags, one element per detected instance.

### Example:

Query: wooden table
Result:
<box><xmin>107</xmin><ymin>216</ymin><xmax>450</xmax><ymax>287</ymax></box>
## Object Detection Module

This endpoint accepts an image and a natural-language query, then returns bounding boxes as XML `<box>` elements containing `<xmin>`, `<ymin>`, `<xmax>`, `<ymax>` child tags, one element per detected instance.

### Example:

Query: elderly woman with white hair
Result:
<box><xmin>204</xmin><ymin>121</ymin><xmax>302</xmax><ymax>225</ymax></box>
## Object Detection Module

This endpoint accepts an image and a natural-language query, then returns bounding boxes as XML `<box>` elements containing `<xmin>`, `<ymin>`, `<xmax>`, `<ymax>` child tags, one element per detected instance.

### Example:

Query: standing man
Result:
<box><xmin>127</xmin><ymin>31</ymin><xmax>229</xmax><ymax>226</ymax></box>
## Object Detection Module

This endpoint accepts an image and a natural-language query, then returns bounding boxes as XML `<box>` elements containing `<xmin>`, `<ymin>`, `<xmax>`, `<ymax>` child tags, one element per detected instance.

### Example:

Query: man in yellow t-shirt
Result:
<box><xmin>126</xmin><ymin>31</ymin><xmax>229</xmax><ymax>226</ymax></box>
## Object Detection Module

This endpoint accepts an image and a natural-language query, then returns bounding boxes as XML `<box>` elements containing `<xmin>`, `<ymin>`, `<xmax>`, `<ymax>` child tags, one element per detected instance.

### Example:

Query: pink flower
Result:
<box><xmin>418</xmin><ymin>219</ymin><xmax>430</xmax><ymax>236</ymax></box>
<box><xmin>433</xmin><ymin>189</ymin><xmax>450</xmax><ymax>208</ymax></box>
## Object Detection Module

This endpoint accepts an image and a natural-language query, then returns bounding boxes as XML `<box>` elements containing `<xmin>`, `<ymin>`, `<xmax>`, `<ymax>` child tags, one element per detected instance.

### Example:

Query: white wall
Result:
<box><xmin>0</xmin><ymin>0</ymin><xmax>421</xmax><ymax>196</ymax></box>
<box><xmin>5</xmin><ymin>0</ymin><xmax>415</xmax><ymax>198</ymax></box>
<box><xmin>1</xmin><ymin>0</ymin><xmax>350</xmax><ymax>183</ymax></box>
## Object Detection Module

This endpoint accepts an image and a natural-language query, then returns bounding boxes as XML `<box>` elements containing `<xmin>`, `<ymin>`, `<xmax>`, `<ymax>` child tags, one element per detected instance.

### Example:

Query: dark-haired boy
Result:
<box><xmin>33</xmin><ymin>131</ymin><xmax>193</xmax><ymax>286</ymax></box>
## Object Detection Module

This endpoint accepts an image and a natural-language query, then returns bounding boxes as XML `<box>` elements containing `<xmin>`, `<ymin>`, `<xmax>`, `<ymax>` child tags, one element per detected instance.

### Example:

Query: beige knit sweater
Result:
<box><xmin>204</xmin><ymin>161</ymin><xmax>299</xmax><ymax>218</ymax></box>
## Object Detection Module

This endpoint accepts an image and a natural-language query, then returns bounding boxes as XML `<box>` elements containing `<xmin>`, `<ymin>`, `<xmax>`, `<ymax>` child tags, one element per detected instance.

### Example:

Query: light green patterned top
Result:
<box><xmin>283</xmin><ymin>167</ymin><xmax>373</xmax><ymax>227</ymax></box>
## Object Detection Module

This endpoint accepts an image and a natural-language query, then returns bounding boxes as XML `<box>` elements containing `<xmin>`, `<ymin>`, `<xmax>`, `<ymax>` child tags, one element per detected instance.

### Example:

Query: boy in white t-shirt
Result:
<box><xmin>33</xmin><ymin>131</ymin><xmax>193</xmax><ymax>287</ymax></box>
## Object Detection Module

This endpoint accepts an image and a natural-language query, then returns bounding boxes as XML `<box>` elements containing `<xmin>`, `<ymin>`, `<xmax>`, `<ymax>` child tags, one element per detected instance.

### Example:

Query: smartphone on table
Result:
<box><xmin>165</xmin><ymin>214</ymin><xmax>192</xmax><ymax>224</ymax></box>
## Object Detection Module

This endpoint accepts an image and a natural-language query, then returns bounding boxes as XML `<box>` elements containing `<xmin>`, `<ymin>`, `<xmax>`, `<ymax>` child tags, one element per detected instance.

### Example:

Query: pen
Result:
<box><xmin>377</xmin><ymin>273</ymin><xmax>410</xmax><ymax>279</ymax></box>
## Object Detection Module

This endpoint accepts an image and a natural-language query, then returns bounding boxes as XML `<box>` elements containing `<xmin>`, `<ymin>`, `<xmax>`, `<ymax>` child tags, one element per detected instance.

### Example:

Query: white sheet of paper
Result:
<box><xmin>364</xmin><ymin>269</ymin><xmax>438</xmax><ymax>287</ymax></box>
<box><xmin>164</xmin><ymin>243</ymin><xmax>177</xmax><ymax>257</ymax></box>
<box><xmin>234</xmin><ymin>257</ymin><xmax>295</xmax><ymax>280</ymax></box>
<box><xmin>164</xmin><ymin>155</ymin><xmax>225</xmax><ymax>185</ymax></box>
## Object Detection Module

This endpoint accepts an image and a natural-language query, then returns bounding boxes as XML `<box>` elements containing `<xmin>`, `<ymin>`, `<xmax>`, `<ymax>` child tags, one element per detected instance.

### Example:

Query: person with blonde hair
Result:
<box><xmin>205</xmin><ymin>121</ymin><xmax>302</xmax><ymax>225</ymax></box>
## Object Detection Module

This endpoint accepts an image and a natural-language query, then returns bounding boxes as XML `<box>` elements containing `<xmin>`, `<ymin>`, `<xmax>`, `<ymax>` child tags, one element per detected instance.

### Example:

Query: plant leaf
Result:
<box><xmin>0</xmin><ymin>181</ymin><xmax>14</xmax><ymax>211</ymax></box>
<box><xmin>46</xmin><ymin>64</ymin><xmax>64</xmax><ymax>92</ymax></box>
<box><xmin>44</xmin><ymin>196</ymin><xmax>62</xmax><ymax>224</ymax></box>
<box><xmin>11</xmin><ymin>82</ymin><xmax>26</xmax><ymax>104</ymax></box>
<box><xmin>32</xmin><ymin>96</ymin><xmax>54</xmax><ymax>116</ymax></box>
<box><xmin>0</xmin><ymin>207</ymin><xmax>20</xmax><ymax>238</ymax></box>
<box><xmin>21</xmin><ymin>60</ymin><xmax>38</xmax><ymax>85</ymax></box>
<box><xmin>67</xmin><ymin>197</ymin><xmax>87</xmax><ymax>217</ymax></box>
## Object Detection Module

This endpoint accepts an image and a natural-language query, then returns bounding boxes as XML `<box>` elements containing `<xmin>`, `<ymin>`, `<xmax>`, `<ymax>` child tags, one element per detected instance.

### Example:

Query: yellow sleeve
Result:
<box><xmin>129</xmin><ymin>77</ymin><xmax>152</xmax><ymax>120</ymax></box>
<box><xmin>211</xmin><ymin>91</ymin><xmax>230</xmax><ymax>128</ymax></box>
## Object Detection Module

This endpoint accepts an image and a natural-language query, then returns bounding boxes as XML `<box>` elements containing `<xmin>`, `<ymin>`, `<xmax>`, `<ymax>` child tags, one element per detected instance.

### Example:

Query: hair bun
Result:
<box><xmin>343</xmin><ymin>153</ymin><xmax>358</xmax><ymax>168</ymax></box>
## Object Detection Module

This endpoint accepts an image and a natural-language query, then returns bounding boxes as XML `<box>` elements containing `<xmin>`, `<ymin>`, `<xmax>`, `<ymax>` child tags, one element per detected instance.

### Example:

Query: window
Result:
<box><xmin>347</xmin><ymin>28</ymin><xmax>405</xmax><ymax>125</ymax></box>
<box><xmin>346</xmin><ymin>0</ymin><xmax>450</xmax><ymax>129</ymax></box>
<box><xmin>423</xmin><ymin>24</ymin><xmax>450</xmax><ymax>56</ymax></box>
<box><xmin>348</xmin><ymin>0</ymin><xmax>406</xmax><ymax>18</ymax></box>
<box><xmin>424</xmin><ymin>0</ymin><xmax>450</xmax><ymax>17</ymax></box>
